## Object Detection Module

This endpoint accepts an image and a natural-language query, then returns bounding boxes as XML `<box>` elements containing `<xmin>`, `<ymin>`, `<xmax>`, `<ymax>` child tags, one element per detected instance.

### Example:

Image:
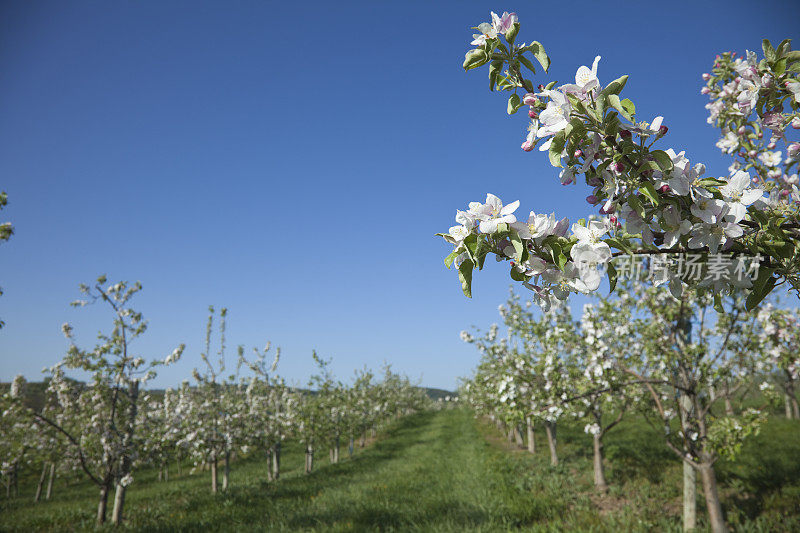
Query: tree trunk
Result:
<box><xmin>360</xmin><ymin>430</ymin><xmax>366</xmax><ymax>448</ymax></box>
<box><xmin>514</xmin><ymin>425</ymin><xmax>524</xmax><ymax>447</ymax></box>
<box><xmin>699</xmin><ymin>462</ymin><xmax>727</xmax><ymax>533</ymax></box>
<box><xmin>592</xmin><ymin>433</ymin><xmax>608</xmax><ymax>492</ymax></box>
<box><xmin>111</xmin><ymin>481</ymin><xmax>127</xmax><ymax>526</ymax></box>
<box><xmin>349</xmin><ymin>435</ymin><xmax>354</xmax><ymax>458</ymax></box>
<box><xmin>724</xmin><ymin>397</ymin><xmax>734</xmax><ymax>417</ymax></box>
<box><xmin>34</xmin><ymin>462</ymin><xmax>47</xmax><ymax>502</ymax></box>
<box><xmin>272</xmin><ymin>442</ymin><xmax>280</xmax><ymax>481</ymax></box>
<box><xmin>683</xmin><ymin>461</ymin><xmax>696</xmax><ymax>531</ymax></box>
<box><xmin>158</xmin><ymin>466</ymin><xmax>163</xmax><ymax>482</ymax></box>
<box><xmin>222</xmin><ymin>450</ymin><xmax>230</xmax><ymax>491</ymax></box>
<box><xmin>544</xmin><ymin>420</ymin><xmax>558</xmax><ymax>466</ymax></box>
<box><xmin>164</xmin><ymin>462</ymin><xmax>169</xmax><ymax>482</ymax></box>
<box><xmin>305</xmin><ymin>444</ymin><xmax>314</xmax><ymax>474</ymax></box>
<box><xmin>211</xmin><ymin>456</ymin><xmax>218</xmax><ymax>493</ymax></box>
<box><xmin>46</xmin><ymin>463</ymin><xmax>55</xmax><ymax>500</ymax></box>
<box><xmin>526</xmin><ymin>417</ymin><xmax>535</xmax><ymax>454</ymax></box>
<box><xmin>785</xmin><ymin>394</ymin><xmax>793</xmax><ymax>419</ymax></box>
<box><xmin>96</xmin><ymin>484</ymin><xmax>110</xmax><ymax>525</ymax></box>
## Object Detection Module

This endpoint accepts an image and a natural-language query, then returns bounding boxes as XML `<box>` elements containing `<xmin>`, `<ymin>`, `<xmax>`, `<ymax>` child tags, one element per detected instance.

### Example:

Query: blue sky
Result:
<box><xmin>1</xmin><ymin>0</ymin><xmax>798</xmax><ymax>390</ymax></box>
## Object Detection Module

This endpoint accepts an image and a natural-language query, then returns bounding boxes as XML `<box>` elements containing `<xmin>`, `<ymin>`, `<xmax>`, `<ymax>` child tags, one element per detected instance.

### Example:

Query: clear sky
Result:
<box><xmin>1</xmin><ymin>0</ymin><xmax>798</xmax><ymax>390</ymax></box>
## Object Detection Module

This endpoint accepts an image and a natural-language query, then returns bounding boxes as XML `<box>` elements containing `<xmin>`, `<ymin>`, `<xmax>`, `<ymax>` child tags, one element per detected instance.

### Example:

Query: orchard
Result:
<box><xmin>2</xmin><ymin>4</ymin><xmax>800</xmax><ymax>532</ymax></box>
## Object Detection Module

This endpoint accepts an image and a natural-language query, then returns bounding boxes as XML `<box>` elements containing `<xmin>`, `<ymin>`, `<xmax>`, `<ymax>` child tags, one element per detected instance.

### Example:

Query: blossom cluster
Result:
<box><xmin>442</xmin><ymin>13</ymin><xmax>800</xmax><ymax>309</ymax></box>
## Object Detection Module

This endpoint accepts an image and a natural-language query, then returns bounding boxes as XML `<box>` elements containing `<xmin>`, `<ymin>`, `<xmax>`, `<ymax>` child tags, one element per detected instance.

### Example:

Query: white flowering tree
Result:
<box><xmin>440</xmin><ymin>12</ymin><xmax>800</xmax><ymax>312</ymax></box>
<box><xmin>574</xmin><ymin>294</ymin><xmax>641</xmax><ymax>492</ymax></box>
<box><xmin>13</xmin><ymin>277</ymin><xmax>185</xmax><ymax>525</ymax></box>
<box><xmin>757</xmin><ymin>304</ymin><xmax>800</xmax><ymax>418</ymax></box>
<box><xmin>238</xmin><ymin>342</ymin><xmax>295</xmax><ymax>482</ymax></box>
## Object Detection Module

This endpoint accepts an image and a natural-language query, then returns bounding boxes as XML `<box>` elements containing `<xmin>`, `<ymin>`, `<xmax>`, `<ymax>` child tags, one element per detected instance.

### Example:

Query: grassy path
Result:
<box><xmin>1</xmin><ymin>409</ymin><xmax>548</xmax><ymax>532</ymax></box>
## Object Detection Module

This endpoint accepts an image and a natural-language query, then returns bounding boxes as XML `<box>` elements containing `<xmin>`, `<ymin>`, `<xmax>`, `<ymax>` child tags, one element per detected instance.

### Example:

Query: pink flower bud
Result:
<box><xmin>701</xmin><ymin>87</ymin><xmax>711</xmax><ymax>95</ymax></box>
<box><xmin>738</xmin><ymin>151</ymin><xmax>747</xmax><ymax>158</ymax></box>
<box><xmin>612</xmin><ymin>161</ymin><xmax>624</xmax><ymax>174</ymax></box>
<box><xmin>659</xmin><ymin>184</ymin><xmax>670</xmax><ymax>193</ymax></box>
<box><xmin>658</xmin><ymin>125</ymin><xmax>669</xmax><ymax>137</ymax></box>
<box><xmin>737</xmin><ymin>126</ymin><xmax>747</xmax><ymax>135</ymax></box>
<box><xmin>523</xmin><ymin>93</ymin><xmax>537</xmax><ymax>106</ymax></box>
<box><xmin>758</xmin><ymin>131</ymin><xmax>764</xmax><ymax>138</ymax></box>
<box><xmin>751</xmin><ymin>176</ymin><xmax>760</xmax><ymax>184</ymax></box>
<box><xmin>789</xmin><ymin>142</ymin><xmax>800</xmax><ymax>158</ymax></box>
<box><xmin>574</xmin><ymin>149</ymin><xmax>583</xmax><ymax>158</ymax></box>
<box><xmin>528</xmin><ymin>108</ymin><xmax>538</xmax><ymax>119</ymax></box>
<box><xmin>792</xmin><ymin>117</ymin><xmax>800</xmax><ymax>129</ymax></box>
<box><xmin>538</xmin><ymin>84</ymin><xmax>544</xmax><ymax>91</ymax></box>
<box><xmin>586</xmin><ymin>195</ymin><xmax>598</xmax><ymax>204</ymax></box>
<box><xmin>609</xmin><ymin>215</ymin><xmax>618</xmax><ymax>225</ymax></box>
<box><xmin>780</xmin><ymin>189</ymin><xmax>790</xmax><ymax>197</ymax></box>
<box><xmin>761</xmin><ymin>74</ymin><xmax>773</xmax><ymax>88</ymax></box>
<box><xmin>767</xmin><ymin>142</ymin><xmax>777</xmax><ymax>149</ymax></box>
<box><xmin>748</xmin><ymin>150</ymin><xmax>757</xmax><ymax>158</ymax></box>
<box><xmin>521</xmin><ymin>140</ymin><xmax>534</xmax><ymax>152</ymax></box>
<box><xmin>702</xmin><ymin>73</ymin><xmax>711</xmax><ymax>81</ymax></box>
<box><xmin>620</xmin><ymin>129</ymin><xmax>632</xmax><ymax>140</ymax></box>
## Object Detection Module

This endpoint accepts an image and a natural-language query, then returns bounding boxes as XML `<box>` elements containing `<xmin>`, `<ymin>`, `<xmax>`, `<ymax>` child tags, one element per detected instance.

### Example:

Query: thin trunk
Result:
<box><xmin>112</xmin><ymin>380</ymin><xmax>139</xmax><ymax>526</ymax></box>
<box><xmin>793</xmin><ymin>397</ymin><xmax>800</xmax><ymax>420</ymax></box>
<box><xmin>34</xmin><ymin>463</ymin><xmax>47</xmax><ymax>502</ymax></box>
<box><xmin>370</xmin><ymin>427</ymin><xmax>376</xmax><ymax>438</ymax></box>
<box><xmin>96</xmin><ymin>484</ymin><xmax>110</xmax><ymax>525</ymax></box>
<box><xmin>698</xmin><ymin>462</ymin><xmax>727</xmax><ymax>533</ymax></box>
<box><xmin>111</xmin><ymin>481</ymin><xmax>127</xmax><ymax>526</ymax></box>
<box><xmin>349</xmin><ymin>436</ymin><xmax>354</xmax><ymax>458</ymax></box>
<box><xmin>592</xmin><ymin>433</ymin><xmax>608</xmax><ymax>492</ymax></box>
<box><xmin>526</xmin><ymin>416</ymin><xmax>535</xmax><ymax>454</ymax></box>
<box><xmin>514</xmin><ymin>425</ymin><xmax>524</xmax><ymax>447</ymax></box>
<box><xmin>305</xmin><ymin>445</ymin><xmax>314</xmax><ymax>474</ymax></box>
<box><xmin>45</xmin><ymin>463</ymin><xmax>55</xmax><ymax>500</ymax></box>
<box><xmin>724</xmin><ymin>397</ymin><xmax>734</xmax><ymax>417</ymax></box>
<box><xmin>544</xmin><ymin>420</ymin><xmax>558</xmax><ymax>466</ymax></box>
<box><xmin>164</xmin><ymin>462</ymin><xmax>169</xmax><ymax>483</ymax></box>
<box><xmin>272</xmin><ymin>442</ymin><xmax>281</xmax><ymax>481</ymax></box>
<box><xmin>158</xmin><ymin>466</ymin><xmax>163</xmax><ymax>482</ymax></box>
<box><xmin>360</xmin><ymin>430</ymin><xmax>366</xmax><ymax>448</ymax></box>
<box><xmin>222</xmin><ymin>450</ymin><xmax>230</xmax><ymax>491</ymax></box>
<box><xmin>683</xmin><ymin>461</ymin><xmax>697</xmax><ymax>531</ymax></box>
<box><xmin>211</xmin><ymin>456</ymin><xmax>218</xmax><ymax>493</ymax></box>
<box><xmin>785</xmin><ymin>394</ymin><xmax>792</xmax><ymax>419</ymax></box>
<box><xmin>266</xmin><ymin>449</ymin><xmax>274</xmax><ymax>481</ymax></box>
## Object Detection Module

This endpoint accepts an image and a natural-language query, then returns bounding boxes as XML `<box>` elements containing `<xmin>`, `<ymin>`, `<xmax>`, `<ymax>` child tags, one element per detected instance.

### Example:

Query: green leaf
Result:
<box><xmin>489</xmin><ymin>60</ymin><xmax>503</xmax><ymax>91</ymax></box>
<box><xmin>745</xmin><ymin>267</ymin><xmax>776</xmax><ymax>311</ymax></box>
<box><xmin>526</xmin><ymin>41</ymin><xmax>550</xmax><ymax>73</ymax></box>
<box><xmin>509</xmin><ymin>232</ymin><xmax>524</xmax><ymax>262</ymax></box>
<box><xmin>607</xmin><ymin>94</ymin><xmax>632</xmax><ymax>122</ymax></box>
<box><xmin>762</xmin><ymin>39</ymin><xmax>776</xmax><ymax>63</ymax></box>
<box><xmin>601</xmin><ymin>75</ymin><xmax>628</xmax><ymax>97</ymax></box>
<box><xmin>628</xmin><ymin>195</ymin><xmax>645</xmax><ymax>219</ymax></box>
<box><xmin>510</xmin><ymin>265</ymin><xmax>527</xmax><ymax>282</ymax></box>
<box><xmin>549</xmin><ymin>130</ymin><xmax>567</xmax><ymax>167</ymax></box>
<box><xmin>518</xmin><ymin>54</ymin><xmax>536</xmax><ymax>74</ymax></box>
<box><xmin>458</xmin><ymin>259</ymin><xmax>474</xmax><ymax>298</ymax></box>
<box><xmin>620</xmin><ymin>98</ymin><xmax>636</xmax><ymax>118</ymax></box>
<box><xmin>607</xmin><ymin>262</ymin><xmax>618</xmax><ymax>293</ymax></box>
<box><xmin>507</xmin><ymin>93</ymin><xmax>523</xmax><ymax>115</ymax></box>
<box><xmin>463</xmin><ymin>49</ymin><xmax>488</xmax><ymax>71</ymax></box>
<box><xmin>640</xmin><ymin>184</ymin><xmax>660</xmax><ymax>206</ymax></box>
<box><xmin>650</xmin><ymin>150</ymin><xmax>674</xmax><ymax>172</ymax></box>
<box><xmin>444</xmin><ymin>249</ymin><xmax>460</xmax><ymax>269</ymax></box>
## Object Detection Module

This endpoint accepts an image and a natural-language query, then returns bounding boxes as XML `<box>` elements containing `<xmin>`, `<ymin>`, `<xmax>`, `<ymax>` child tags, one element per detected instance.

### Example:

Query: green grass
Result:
<box><xmin>2</xmin><ymin>409</ymin><xmax>799</xmax><ymax>531</ymax></box>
